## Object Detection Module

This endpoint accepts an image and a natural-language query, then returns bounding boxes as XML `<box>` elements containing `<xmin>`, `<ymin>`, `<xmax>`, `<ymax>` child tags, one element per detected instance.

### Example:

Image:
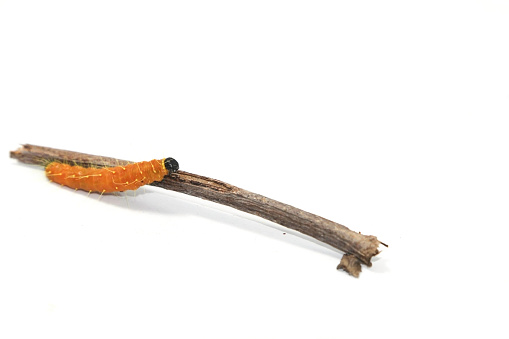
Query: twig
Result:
<box><xmin>10</xmin><ymin>144</ymin><xmax>386</xmax><ymax>277</ymax></box>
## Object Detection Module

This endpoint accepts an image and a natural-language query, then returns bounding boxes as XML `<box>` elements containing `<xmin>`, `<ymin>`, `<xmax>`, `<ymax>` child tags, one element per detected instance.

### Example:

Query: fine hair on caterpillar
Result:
<box><xmin>45</xmin><ymin>157</ymin><xmax>179</xmax><ymax>195</ymax></box>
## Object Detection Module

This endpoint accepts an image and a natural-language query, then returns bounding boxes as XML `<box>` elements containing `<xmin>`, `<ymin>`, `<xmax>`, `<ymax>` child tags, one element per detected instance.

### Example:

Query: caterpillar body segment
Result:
<box><xmin>45</xmin><ymin>157</ymin><xmax>179</xmax><ymax>193</ymax></box>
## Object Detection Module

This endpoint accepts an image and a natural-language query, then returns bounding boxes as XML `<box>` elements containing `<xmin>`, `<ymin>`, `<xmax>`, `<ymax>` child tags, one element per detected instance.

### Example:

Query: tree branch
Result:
<box><xmin>10</xmin><ymin>144</ymin><xmax>386</xmax><ymax>276</ymax></box>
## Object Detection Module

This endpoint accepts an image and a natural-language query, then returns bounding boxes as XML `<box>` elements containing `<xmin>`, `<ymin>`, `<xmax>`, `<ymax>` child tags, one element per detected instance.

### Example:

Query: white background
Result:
<box><xmin>1</xmin><ymin>1</ymin><xmax>508</xmax><ymax>338</ymax></box>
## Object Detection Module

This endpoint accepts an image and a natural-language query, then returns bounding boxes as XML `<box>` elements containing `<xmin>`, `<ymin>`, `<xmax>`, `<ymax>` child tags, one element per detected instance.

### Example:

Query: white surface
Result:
<box><xmin>1</xmin><ymin>1</ymin><xmax>508</xmax><ymax>338</ymax></box>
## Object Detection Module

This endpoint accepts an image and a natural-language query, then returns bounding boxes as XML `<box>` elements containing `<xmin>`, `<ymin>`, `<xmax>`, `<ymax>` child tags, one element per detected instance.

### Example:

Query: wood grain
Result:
<box><xmin>10</xmin><ymin>144</ymin><xmax>386</xmax><ymax>276</ymax></box>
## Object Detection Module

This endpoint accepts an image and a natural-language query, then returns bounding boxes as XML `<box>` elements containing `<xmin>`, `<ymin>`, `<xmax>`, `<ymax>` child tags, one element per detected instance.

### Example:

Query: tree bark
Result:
<box><xmin>10</xmin><ymin>144</ymin><xmax>385</xmax><ymax>276</ymax></box>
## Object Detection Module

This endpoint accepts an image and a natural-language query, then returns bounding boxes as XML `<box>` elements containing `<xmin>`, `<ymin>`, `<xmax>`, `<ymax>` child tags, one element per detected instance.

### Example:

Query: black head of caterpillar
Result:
<box><xmin>164</xmin><ymin>157</ymin><xmax>179</xmax><ymax>173</ymax></box>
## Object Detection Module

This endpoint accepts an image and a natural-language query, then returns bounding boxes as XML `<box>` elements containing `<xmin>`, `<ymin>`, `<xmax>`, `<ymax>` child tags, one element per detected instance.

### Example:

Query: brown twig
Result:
<box><xmin>10</xmin><ymin>144</ymin><xmax>386</xmax><ymax>277</ymax></box>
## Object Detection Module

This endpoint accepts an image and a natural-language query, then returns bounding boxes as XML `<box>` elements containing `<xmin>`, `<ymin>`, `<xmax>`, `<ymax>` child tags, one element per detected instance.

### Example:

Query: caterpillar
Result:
<box><xmin>45</xmin><ymin>157</ymin><xmax>179</xmax><ymax>194</ymax></box>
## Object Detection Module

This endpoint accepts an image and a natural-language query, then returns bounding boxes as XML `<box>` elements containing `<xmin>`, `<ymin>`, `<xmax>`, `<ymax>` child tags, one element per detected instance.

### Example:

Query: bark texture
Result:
<box><xmin>10</xmin><ymin>144</ymin><xmax>385</xmax><ymax>276</ymax></box>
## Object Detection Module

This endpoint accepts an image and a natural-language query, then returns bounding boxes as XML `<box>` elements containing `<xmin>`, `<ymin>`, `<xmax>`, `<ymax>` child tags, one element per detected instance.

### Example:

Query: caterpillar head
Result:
<box><xmin>164</xmin><ymin>157</ymin><xmax>179</xmax><ymax>173</ymax></box>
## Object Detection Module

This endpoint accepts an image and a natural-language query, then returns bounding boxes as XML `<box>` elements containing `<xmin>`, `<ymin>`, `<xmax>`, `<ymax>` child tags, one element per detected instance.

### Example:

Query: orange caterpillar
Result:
<box><xmin>45</xmin><ymin>157</ymin><xmax>179</xmax><ymax>194</ymax></box>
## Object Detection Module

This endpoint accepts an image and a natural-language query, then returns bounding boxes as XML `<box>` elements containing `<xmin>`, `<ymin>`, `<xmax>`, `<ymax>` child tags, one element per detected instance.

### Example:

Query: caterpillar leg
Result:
<box><xmin>123</xmin><ymin>192</ymin><xmax>130</xmax><ymax>208</ymax></box>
